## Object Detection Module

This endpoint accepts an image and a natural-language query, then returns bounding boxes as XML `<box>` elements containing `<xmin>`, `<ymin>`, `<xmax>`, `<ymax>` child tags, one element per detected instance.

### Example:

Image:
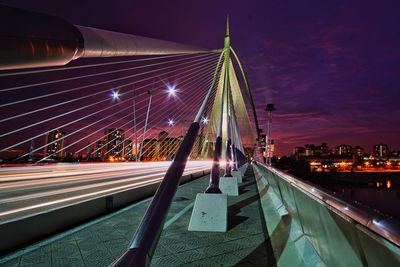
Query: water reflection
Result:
<box><xmin>314</xmin><ymin>174</ymin><xmax>400</xmax><ymax>220</ymax></box>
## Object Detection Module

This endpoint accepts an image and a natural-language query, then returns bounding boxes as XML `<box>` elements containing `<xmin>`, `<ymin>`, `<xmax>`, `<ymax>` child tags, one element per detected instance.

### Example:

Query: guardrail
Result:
<box><xmin>253</xmin><ymin>161</ymin><xmax>400</xmax><ymax>267</ymax></box>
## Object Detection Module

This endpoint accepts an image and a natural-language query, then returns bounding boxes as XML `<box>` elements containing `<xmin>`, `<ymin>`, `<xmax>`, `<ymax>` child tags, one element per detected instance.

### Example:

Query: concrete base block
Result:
<box><xmin>188</xmin><ymin>193</ymin><xmax>227</xmax><ymax>232</ymax></box>
<box><xmin>219</xmin><ymin>177</ymin><xmax>239</xmax><ymax>196</ymax></box>
<box><xmin>232</xmin><ymin>170</ymin><xmax>242</xmax><ymax>183</ymax></box>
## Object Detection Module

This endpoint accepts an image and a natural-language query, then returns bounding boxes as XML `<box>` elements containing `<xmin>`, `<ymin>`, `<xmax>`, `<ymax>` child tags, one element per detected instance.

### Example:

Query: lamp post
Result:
<box><xmin>265</xmin><ymin>103</ymin><xmax>276</xmax><ymax>166</ymax></box>
<box><xmin>138</xmin><ymin>90</ymin><xmax>152</xmax><ymax>162</ymax></box>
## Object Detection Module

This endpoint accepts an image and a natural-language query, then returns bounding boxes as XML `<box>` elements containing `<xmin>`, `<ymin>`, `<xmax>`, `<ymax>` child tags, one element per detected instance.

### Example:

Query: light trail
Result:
<box><xmin>0</xmin><ymin>161</ymin><xmax>212</xmax><ymax>223</ymax></box>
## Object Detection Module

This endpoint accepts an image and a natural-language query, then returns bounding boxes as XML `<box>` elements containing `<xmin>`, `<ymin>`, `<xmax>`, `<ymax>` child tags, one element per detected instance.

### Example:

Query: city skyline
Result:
<box><xmin>1</xmin><ymin>1</ymin><xmax>400</xmax><ymax>156</ymax></box>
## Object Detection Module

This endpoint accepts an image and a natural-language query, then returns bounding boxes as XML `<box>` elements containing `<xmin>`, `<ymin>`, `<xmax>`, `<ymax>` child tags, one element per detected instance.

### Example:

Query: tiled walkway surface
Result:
<box><xmin>0</xmin><ymin>166</ymin><xmax>319</xmax><ymax>266</ymax></box>
<box><xmin>151</xmin><ymin>167</ymin><xmax>269</xmax><ymax>266</ymax></box>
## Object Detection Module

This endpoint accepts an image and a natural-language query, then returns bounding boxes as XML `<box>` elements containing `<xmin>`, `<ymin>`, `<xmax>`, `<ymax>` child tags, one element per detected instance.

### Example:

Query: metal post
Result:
<box><xmin>230</xmin><ymin>117</ymin><xmax>238</xmax><ymax>170</ymax></box>
<box><xmin>224</xmin><ymin>137</ymin><xmax>233</xmax><ymax>176</ymax></box>
<box><xmin>224</xmin><ymin>87</ymin><xmax>232</xmax><ymax>177</ymax></box>
<box><xmin>232</xmin><ymin>144</ymin><xmax>239</xmax><ymax>170</ymax></box>
<box><xmin>138</xmin><ymin>90</ymin><xmax>152</xmax><ymax>162</ymax></box>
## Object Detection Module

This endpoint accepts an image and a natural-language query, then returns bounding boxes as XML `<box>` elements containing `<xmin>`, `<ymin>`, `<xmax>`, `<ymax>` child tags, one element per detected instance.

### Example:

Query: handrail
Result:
<box><xmin>254</xmin><ymin>161</ymin><xmax>400</xmax><ymax>247</ymax></box>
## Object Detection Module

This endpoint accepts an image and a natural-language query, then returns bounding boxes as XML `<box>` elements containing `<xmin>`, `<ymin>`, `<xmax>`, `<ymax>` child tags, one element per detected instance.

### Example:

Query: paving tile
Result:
<box><xmin>179</xmin><ymin>258</ymin><xmax>222</xmax><ymax>267</ymax></box>
<box><xmin>19</xmin><ymin>247</ymin><xmax>51</xmax><ymax>267</ymax></box>
<box><xmin>0</xmin><ymin>258</ymin><xmax>20</xmax><ymax>267</ymax></box>
<box><xmin>151</xmin><ymin>254</ymin><xmax>184</xmax><ymax>266</ymax></box>
<box><xmin>52</xmin><ymin>256</ymin><xmax>85</xmax><ymax>267</ymax></box>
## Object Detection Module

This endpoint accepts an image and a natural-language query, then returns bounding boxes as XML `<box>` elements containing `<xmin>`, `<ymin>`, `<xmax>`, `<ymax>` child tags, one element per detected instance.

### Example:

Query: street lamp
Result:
<box><xmin>111</xmin><ymin>90</ymin><xmax>120</xmax><ymax>100</ymax></box>
<box><xmin>168</xmin><ymin>119</ymin><xmax>175</xmax><ymax>126</ymax></box>
<box><xmin>201</xmin><ymin>117</ymin><xmax>209</xmax><ymax>124</ymax></box>
<box><xmin>167</xmin><ymin>84</ymin><xmax>177</xmax><ymax>97</ymax></box>
<box><xmin>265</xmin><ymin>103</ymin><xmax>276</xmax><ymax>166</ymax></box>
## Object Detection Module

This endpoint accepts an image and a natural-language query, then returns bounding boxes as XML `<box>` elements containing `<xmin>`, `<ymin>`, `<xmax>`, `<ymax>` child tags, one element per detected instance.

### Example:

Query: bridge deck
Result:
<box><xmin>0</xmin><ymin>166</ymin><xmax>322</xmax><ymax>266</ymax></box>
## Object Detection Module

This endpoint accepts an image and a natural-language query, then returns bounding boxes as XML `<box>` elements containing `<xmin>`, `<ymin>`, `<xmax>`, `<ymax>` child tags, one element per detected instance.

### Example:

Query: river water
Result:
<box><xmin>307</xmin><ymin>172</ymin><xmax>400</xmax><ymax>220</ymax></box>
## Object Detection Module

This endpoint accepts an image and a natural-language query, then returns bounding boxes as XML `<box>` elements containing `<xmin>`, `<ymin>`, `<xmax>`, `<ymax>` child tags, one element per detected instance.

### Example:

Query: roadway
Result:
<box><xmin>0</xmin><ymin>161</ymin><xmax>211</xmax><ymax>224</ymax></box>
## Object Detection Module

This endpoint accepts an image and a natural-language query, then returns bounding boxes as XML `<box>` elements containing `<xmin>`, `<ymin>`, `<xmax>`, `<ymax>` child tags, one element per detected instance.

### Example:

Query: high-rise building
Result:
<box><xmin>104</xmin><ymin>129</ymin><xmax>125</xmax><ymax>158</ymax></box>
<box><xmin>260</xmin><ymin>134</ymin><xmax>267</xmax><ymax>152</ymax></box>
<box><xmin>153</xmin><ymin>131</ymin><xmax>180</xmax><ymax>160</ymax></box>
<box><xmin>304</xmin><ymin>144</ymin><xmax>315</xmax><ymax>156</ymax></box>
<box><xmin>293</xmin><ymin>147</ymin><xmax>306</xmax><ymax>156</ymax></box>
<box><xmin>44</xmin><ymin>130</ymin><xmax>65</xmax><ymax>158</ymax></box>
<box><xmin>373</xmin><ymin>143</ymin><xmax>388</xmax><ymax>158</ymax></box>
<box><xmin>157</xmin><ymin>136</ymin><xmax>181</xmax><ymax>160</ymax></box>
<box><xmin>259</xmin><ymin>133</ymin><xmax>267</xmax><ymax>161</ymax></box>
<box><xmin>93</xmin><ymin>140</ymin><xmax>104</xmax><ymax>159</ymax></box>
<box><xmin>352</xmin><ymin>146</ymin><xmax>364</xmax><ymax>156</ymax></box>
<box><xmin>335</xmin><ymin>144</ymin><xmax>352</xmax><ymax>156</ymax></box>
<box><xmin>267</xmin><ymin>139</ymin><xmax>275</xmax><ymax>158</ymax></box>
<box><xmin>315</xmin><ymin>142</ymin><xmax>330</xmax><ymax>156</ymax></box>
<box><xmin>140</xmin><ymin>138</ymin><xmax>157</xmax><ymax>160</ymax></box>
<box><xmin>123</xmin><ymin>139</ymin><xmax>133</xmax><ymax>159</ymax></box>
<box><xmin>138</xmin><ymin>131</ymin><xmax>182</xmax><ymax>161</ymax></box>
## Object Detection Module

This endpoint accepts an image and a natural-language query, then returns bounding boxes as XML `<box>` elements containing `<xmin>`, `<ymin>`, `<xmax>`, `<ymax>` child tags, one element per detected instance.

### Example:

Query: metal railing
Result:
<box><xmin>253</xmin><ymin>161</ymin><xmax>400</xmax><ymax>267</ymax></box>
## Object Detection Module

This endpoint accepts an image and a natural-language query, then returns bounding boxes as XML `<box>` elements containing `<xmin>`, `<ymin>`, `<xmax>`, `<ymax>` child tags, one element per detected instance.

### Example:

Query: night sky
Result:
<box><xmin>2</xmin><ymin>0</ymin><xmax>400</xmax><ymax>156</ymax></box>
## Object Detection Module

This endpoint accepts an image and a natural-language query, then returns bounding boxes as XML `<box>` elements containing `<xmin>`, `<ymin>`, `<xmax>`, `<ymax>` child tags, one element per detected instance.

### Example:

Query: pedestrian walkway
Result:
<box><xmin>0</xmin><ymin>165</ymin><xmax>323</xmax><ymax>266</ymax></box>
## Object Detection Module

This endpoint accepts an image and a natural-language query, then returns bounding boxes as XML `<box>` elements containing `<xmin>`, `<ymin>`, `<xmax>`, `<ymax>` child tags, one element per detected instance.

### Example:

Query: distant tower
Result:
<box><xmin>44</xmin><ymin>130</ymin><xmax>66</xmax><ymax>158</ymax></box>
<box><xmin>104</xmin><ymin>128</ymin><xmax>125</xmax><ymax>158</ymax></box>
<box><xmin>265</xmin><ymin>104</ymin><xmax>276</xmax><ymax>166</ymax></box>
<box><xmin>28</xmin><ymin>139</ymin><xmax>35</xmax><ymax>162</ymax></box>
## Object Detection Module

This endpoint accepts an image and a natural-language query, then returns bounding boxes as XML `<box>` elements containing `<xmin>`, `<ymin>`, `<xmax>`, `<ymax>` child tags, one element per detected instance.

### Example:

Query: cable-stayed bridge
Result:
<box><xmin>0</xmin><ymin>5</ymin><xmax>399</xmax><ymax>267</ymax></box>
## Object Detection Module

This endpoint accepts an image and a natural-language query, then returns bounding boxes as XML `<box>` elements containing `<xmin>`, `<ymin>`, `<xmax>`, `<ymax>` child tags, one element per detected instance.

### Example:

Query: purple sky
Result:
<box><xmin>2</xmin><ymin>0</ymin><xmax>400</xmax><ymax>156</ymax></box>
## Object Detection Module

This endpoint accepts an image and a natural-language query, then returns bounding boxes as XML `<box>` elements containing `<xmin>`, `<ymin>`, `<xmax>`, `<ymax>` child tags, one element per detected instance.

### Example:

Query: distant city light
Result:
<box><xmin>111</xmin><ymin>90</ymin><xmax>120</xmax><ymax>100</ymax></box>
<box><xmin>168</xmin><ymin>119</ymin><xmax>175</xmax><ymax>126</ymax></box>
<box><xmin>166</xmin><ymin>84</ymin><xmax>177</xmax><ymax>98</ymax></box>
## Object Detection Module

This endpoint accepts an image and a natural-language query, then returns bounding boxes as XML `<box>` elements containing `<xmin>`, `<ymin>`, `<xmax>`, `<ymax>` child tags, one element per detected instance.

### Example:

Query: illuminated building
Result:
<box><xmin>304</xmin><ymin>144</ymin><xmax>315</xmax><ymax>156</ymax></box>
<box><xmin>140</xmin><ymin>138</ymin><xmax>157</xmax><ymax>160</ymax></box>
<box><xmin>104</xmin><ymin>129</ymin><xmax>125</xmax><ymax>158</ymax></box>
<box><xmin>293</xmin><ymin>147</ymin><xmax>306</xmax><ymax>156</ymax></box>
<box><xmin>373</xmin><ymin>143</ymin><xmax>388</xmax><ymax>158</ymax></box>
<box><xmin>335</xmin><ymin>144</ymin><xmax>352</xmax><ymax>156</ymax></box>
<box><xmin>44</xmin><ymin>130</ymin><xmax>65</xmax><ymax>158</ymax></box>
<box><xmin>123</xmin><ymin>139</ymin><xmax>133</xmax><ymax>159</ymax></box>
<box><xmin>352</xmin><ymin>146</ymin><xmax>364</xmax><ymax>156</ymax></box>
<box><xmin>267</xmin><ymin>139</ymin><xmax>275</xmax><ymax>159</ymax></box>
<box><xmin>93</xmin><ymin>140</ymin><xmax>104</xmax><ymax>159</ymax></box>
<box><xmin>139</xmin><ymin>131</ymin><xmax>182</xmax><ymax>161</ymax></box>
<box><xmin>156</xmin><ymin>131</ymin><xmax>181</xmax><ymax>160</ymax></box>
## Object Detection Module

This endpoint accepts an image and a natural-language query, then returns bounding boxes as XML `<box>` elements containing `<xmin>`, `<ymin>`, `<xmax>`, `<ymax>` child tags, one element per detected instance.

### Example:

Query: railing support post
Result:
<box><xmin>224</xmin><ymin>138</ymin><xmax>233</xmax><ymax>177</ymax></box>
<box><xmin>205</xmin><ymin>136</ymin><xmax>223</xmax><ymax>193</ymax></box>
